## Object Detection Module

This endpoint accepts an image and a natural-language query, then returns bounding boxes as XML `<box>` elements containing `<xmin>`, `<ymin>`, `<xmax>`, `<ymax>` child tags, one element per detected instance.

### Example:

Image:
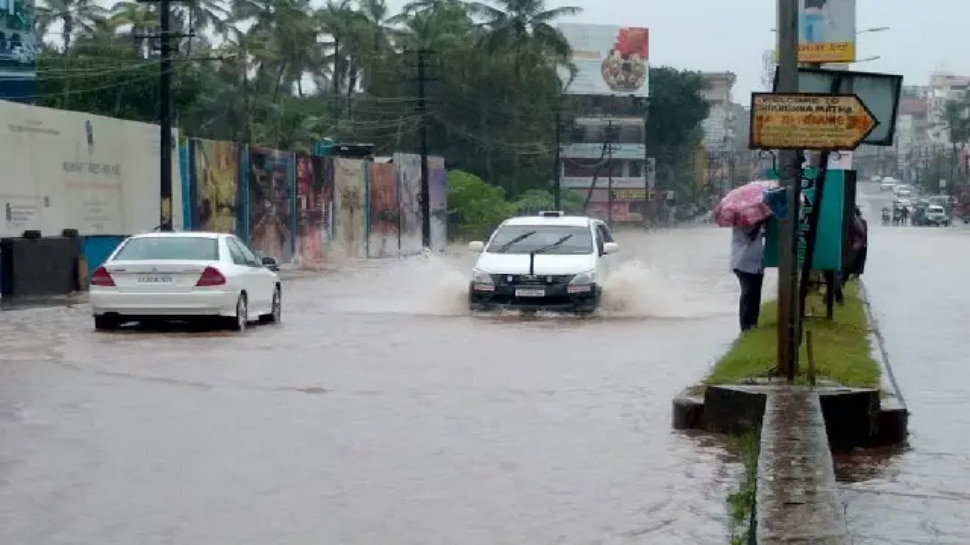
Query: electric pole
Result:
<box><xmin>776</xmin><ymin>0</ymin><xmax>801</xmax><ymax>381</ymax></box>
<box><xmin>415</xmin><ymin>48</ymin><xmax>432</xmax><ymax>249</ymax></box>
<box><xmin>158</xmin><ymin>0</ymin><xmax>174</xmax><ymax>232</ymax></box>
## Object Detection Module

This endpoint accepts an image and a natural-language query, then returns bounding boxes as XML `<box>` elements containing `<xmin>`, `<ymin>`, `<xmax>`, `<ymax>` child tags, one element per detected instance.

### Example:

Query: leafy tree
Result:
<box><xmin>447</xmin><ymin>169</ymin><xmax>515</xmax><ymax>240</ymax></box>
<box><xmin>30</xmin><ymin>0</ymin><xmax>712</xmax><ymax>204</ymax></box>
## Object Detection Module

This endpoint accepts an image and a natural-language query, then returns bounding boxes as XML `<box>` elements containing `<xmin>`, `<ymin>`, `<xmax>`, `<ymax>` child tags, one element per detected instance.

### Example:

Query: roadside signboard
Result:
<box><xmin>772</xmin><ymin>68</ymin><xmax>903</xmax><ymax>146</ymax></box>
<box><xmin>749</xmin><ymin>92</ymin><xmax>877</xmax><ymax>151</ymax></box>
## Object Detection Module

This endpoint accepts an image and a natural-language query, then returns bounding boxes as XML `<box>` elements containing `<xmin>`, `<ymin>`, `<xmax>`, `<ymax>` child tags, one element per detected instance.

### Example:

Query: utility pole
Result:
<box><xmin>776</xmin><ymin>0</ymin><xmax>801</xmax><ymax>382</ymax></box>
<box><xmin>158</xmin><ymin>0</ymin><xmax>174</xmax><ymax>231</ymax></box>
<box><xmin>553</xmin><ymin>103</ymin><xmax>563</xmax><ymax>210</ymax></box>
<box><xmin>606</xmin><ymin>120</ymin><xmax>615</xmax><ymax>227</ymax></box>
<box><xmin>415</xmin><ymin>48</ymin><xmax>432</xmax><ymax>249</ymax></box>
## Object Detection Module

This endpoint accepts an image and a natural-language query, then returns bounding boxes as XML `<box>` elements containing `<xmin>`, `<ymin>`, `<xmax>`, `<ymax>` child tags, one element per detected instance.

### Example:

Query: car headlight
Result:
<box><xmin>567</xmin><ymin>271</ymin><xmax>596</xmax><ymax>293</ymax></box>
<box><xmin>471</xmin><ymin>269</ymin><xmax>495</xmax><ymax>291</ymax></box>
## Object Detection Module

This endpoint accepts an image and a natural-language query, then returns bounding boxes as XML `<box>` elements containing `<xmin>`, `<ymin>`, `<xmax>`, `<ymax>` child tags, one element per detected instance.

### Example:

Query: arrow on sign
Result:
<box><xmin>748</xmin><ymin>92</ymin><xmax>879</xmax><ymax>151</ymax></box>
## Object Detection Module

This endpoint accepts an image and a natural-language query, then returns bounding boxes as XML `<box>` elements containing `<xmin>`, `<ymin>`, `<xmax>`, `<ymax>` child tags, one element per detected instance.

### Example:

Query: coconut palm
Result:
<box><xmin>36</xmin><ymin>0</ymin><xmax>107</xmax><ymax>49</ymax></box>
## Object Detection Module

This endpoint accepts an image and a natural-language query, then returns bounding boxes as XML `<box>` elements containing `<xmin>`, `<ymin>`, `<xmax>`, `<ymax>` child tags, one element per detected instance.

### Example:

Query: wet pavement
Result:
<box><xmin>838</xmin><ymin>183</ymin><xmax>970</xmax><ymax>544</ymax></box>
<box><xmin>0</xmin><ymin>226</ymin><xmax>771</xmax><ymax>545</ymax></box>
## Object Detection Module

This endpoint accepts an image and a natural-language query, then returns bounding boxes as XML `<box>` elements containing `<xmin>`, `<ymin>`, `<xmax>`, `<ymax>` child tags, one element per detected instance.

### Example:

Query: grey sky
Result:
<box><xmin>549</xmin><ymin>0</ymin><xmax>964</xmax><ymax>98</ymax></box>
<box><xmin>381</xmin><ymin>0</ymin><xmax>966</xmax><ymax>101</ymax></box>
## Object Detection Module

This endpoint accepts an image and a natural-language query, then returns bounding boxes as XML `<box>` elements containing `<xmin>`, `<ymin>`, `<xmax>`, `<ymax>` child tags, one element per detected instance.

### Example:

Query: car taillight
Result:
<box><xmin>195</xmin><ymin>266</ymin><xmax>226</xmax><ymax>287</ymax></box>
<box><xmin>91</xmin><ymin>266</ymin><xmax>115</xmax><ymax>287</ymax></box>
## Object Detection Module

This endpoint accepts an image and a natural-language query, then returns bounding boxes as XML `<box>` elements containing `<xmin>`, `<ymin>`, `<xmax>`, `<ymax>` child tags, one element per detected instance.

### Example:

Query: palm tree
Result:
<box><xmin>36</xmin><ymin>0</ymin><xmax>107</xmax><ymax>50</ymax></box>
<box><xmin>466</xmin><ymin>0</ymin><xmax>579</xmax><ymax>75</ymax></box>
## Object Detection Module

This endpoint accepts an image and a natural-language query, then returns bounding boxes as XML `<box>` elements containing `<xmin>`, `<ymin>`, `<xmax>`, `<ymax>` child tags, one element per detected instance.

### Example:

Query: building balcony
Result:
<box><xmin>561</xmin><ymin>142</ymin><xmax>645</xmax><ymax>160</ymax></box>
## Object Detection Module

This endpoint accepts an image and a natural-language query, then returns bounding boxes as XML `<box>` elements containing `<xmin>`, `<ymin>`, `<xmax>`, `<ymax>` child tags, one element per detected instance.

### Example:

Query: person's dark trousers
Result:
<box><xmin>826</xmin><ymin>270</ymin><xmax>845</xmax><ymax>305</ymax></box>
<box><xmin>734</xmin><ymin>269</ymin><xmax>764</xmax><ymax>332</ymax></box>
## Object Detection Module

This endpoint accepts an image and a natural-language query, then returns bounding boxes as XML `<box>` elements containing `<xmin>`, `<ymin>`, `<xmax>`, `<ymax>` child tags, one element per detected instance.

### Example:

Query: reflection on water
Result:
<box><xmin>842</xmin><ymin>183</ymin><xmax>970</xmax><ymax>544</ymax></box>
<box><xmin>0</xmin><ymin>226</ymin><xmax>761</xmax><ymax>545</ymax></box>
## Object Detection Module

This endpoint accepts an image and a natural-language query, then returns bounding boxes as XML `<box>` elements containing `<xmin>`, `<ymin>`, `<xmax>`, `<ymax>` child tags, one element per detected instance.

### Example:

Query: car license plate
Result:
<box><xmin>137</xmin><ymin>274</ymin><xmax>174</xmax><ymax>283</ymax></box>
<box><xmin>515</xmin><ymin>288</ymin><xmax>545</xmax><ymax>297</ymax></box>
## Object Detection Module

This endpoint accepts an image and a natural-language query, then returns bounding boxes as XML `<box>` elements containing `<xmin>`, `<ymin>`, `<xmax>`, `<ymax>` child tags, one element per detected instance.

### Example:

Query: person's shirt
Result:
<box><xmin>731</xmin><ymin>225</ymin><xmax>765</xmax><ymax>274</ymax></box>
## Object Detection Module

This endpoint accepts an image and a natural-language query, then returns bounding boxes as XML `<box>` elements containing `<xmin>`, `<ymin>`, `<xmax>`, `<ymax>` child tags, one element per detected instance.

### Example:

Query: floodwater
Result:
<box><xmin>838</xmin><ymin>183</ymin><xmax>970</xmax><ymax>544</ymax></box>
<box><xmin>0</xmin><ymin>226</ymin><xmax>769</xmax><ymax>545</ymax></box>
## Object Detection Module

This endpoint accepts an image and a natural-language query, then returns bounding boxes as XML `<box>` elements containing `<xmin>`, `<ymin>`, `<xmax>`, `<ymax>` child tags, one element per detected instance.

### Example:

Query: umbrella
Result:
<box><xmin>713</xmin><ymin>180</ymin><xmax>779</xmax><ymax>228</ymax></box>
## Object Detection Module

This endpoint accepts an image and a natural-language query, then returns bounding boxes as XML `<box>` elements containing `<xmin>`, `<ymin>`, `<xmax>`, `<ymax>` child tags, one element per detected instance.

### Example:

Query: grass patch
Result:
<box><xmin>705</xmin><ymin>280</ymin><xmax>879</xmax><ymax>388</ymax></box>
<box><xmin>726</xmin><ymin>429</ymin><xmax>760</xmax><ymax>545</ymax></box>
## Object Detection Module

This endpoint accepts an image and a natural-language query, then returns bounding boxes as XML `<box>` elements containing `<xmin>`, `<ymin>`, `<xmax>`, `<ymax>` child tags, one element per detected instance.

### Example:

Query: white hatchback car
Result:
<box><xmin>89</xmin><ymin>232</ymin><xmax>282</xmax><ymax>331</ymax></box>
<box><xmin>466</xmin><ymin>211</ymin><xmax>619</xmax><ymax>313</ymax></box>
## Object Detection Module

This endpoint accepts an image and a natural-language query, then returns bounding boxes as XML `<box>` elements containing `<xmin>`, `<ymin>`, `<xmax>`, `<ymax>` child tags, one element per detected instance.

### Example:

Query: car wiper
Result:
<box><xmin>496</xmin><ymin>231</ymin><xmax>537</xmax><ymax>253</ymax></box>
<box><xmin>528</xmin><ymin>235</ymin><xmax>573</xmax><ymax>275</ymax></box>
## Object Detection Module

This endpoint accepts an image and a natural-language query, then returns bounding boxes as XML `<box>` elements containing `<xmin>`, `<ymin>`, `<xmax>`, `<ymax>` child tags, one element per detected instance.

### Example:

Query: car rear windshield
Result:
<box><xmin>486</xmin><ymin>225</ymin><xmax>594</xmax><ymax>255</ymax></box>
<box><xmin>113</xmin><ymin>237</ymin><xmax>220</xmax><ymax>261</ymax></box>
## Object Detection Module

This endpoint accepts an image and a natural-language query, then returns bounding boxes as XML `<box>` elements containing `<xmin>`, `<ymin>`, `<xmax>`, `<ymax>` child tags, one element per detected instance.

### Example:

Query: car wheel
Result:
<box><xmin>260</xmin><ymin>286</ymin><xmax>282</xmax><ymax>324</ymax></box>
<box><xmin>226</xmin><ymin>293</ymin><xmax>248</xmax><ymax>332</ymax></box>
<box><xmin>93</xmin><ymin>315</ymin><xmax>121</xmax><ymax>331</ymax></box>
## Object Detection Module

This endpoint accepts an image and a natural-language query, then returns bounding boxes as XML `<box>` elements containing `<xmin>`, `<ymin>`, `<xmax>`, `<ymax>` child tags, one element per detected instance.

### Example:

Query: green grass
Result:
<box><xmin>726</xmin><ymin>429</ymin><xmax>760</xmax><ymax>545</ymax></box>
<box><xmin>705</xmin><ymin>280</ymin><xmax>880</xmax><ymax>389</ymax></box>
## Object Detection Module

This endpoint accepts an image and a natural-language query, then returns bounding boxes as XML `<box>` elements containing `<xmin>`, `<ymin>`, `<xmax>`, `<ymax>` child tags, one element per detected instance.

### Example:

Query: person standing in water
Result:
<box><xmin>731</xmin><ymin>220</ymin><xmax>766</xmax><ymax>332</ymax></box>
<box><xmin>801</xmin><ymin>0</ymin><xmax>833</xmax><ymax>44</ymax></box>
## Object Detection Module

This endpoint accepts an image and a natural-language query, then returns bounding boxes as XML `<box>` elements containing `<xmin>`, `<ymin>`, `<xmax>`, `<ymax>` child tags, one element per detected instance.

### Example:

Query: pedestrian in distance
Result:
<box><xmin>731</xmin><ymin>220</ymin><xmax>766</xmax><ymax>332</ymax></box>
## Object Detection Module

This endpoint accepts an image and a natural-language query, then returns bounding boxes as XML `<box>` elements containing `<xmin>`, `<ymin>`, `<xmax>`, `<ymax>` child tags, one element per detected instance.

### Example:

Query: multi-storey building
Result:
<box><xmin>559</xmin><ymin>96</ymin><xmax>648</xmax><ymax>223</ymax></box>
<box><xmin>926</xmin><ymin>71</ymin><xmax>970</xmax><ymax>145</ymax></box>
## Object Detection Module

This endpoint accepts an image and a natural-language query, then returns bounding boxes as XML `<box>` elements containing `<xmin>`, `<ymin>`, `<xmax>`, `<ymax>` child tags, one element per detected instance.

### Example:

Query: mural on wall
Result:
<box><xmin>334</xmin><ymin>158</ymin><xmax>367</xmax><ymax>258</ymax></box>
<box><xmin>428</xmin><ymin>156</ymin><xmax>447</xmax><ymax>250</ymax></box>
<box><xmin>295</xmin><ymin>155</ymin><xmax>332</xmax><ymax>263</ymax></box>
<box><xmin>248</xmin><ymin>147</ymin><xmax>294</xmax><ymax>262</ymax></box>
<box><xmin>394</xmin><ymin>152</ymin><xmax>422</xmax><ymax>254</ymax></box>
<box><xmin>367</xmin><ymin>161</ymin><xmax>399</xmax><ymax>257</ymax></box>
<box><xmin>190</xmin><ymin>139</ymin><xmax>239</xmax><ymax>234</ymax></box>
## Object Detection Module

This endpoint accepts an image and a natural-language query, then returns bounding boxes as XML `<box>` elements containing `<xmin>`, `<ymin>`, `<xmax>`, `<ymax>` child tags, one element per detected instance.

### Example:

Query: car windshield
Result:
<box><xmin>113</xmin><ymin>237</ymin><xmax>220</xmax><ymax>261</ymax></box>
<box><xmin>487</xmin><ymin>225</ymin><xmax>594</xmax><ymax>255</ymax></box>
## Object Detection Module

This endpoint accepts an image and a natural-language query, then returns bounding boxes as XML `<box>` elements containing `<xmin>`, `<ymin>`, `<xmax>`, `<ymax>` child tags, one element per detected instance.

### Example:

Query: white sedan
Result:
<box><xmin>89</xmin><ymin>232</ymin><xmax>282</xmax><ymax>332</ymax></box>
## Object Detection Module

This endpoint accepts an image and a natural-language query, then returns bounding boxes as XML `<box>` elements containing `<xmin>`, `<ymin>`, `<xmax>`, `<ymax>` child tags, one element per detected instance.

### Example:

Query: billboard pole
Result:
<box><xmin>553</xmin><ymin>102</ymin><xmax>563</xmax><ymax>210</ymax></box>
<box><xmin>776</xmin><ymin>0</ymin><xmax>801</xmax><ymax>382</ymax></box>
<box><xmin>606</xmin><ymin>119</ymin><xmax>615</xmax><ymax>227</ymax></box>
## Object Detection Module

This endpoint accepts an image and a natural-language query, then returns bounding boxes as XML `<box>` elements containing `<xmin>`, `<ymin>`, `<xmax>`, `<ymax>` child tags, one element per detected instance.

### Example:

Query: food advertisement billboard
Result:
<box><xmin>557</xmin><ymin>23</ymin><xmax>650</xmax><ymax>97</ymax></box>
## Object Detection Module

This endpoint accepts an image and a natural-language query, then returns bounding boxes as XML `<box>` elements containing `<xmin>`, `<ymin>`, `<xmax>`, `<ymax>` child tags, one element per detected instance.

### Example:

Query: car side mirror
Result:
<box><xmin>603</xmin><ymin>242</ymin><xmax>619</xmax><ymax>255</ymax></box>
<box><xmin>261</xmin><ymin>256</ymin><xmax>279</xmax><ymax>271</ymax></box>
<box><xmin>468</xmin><ymin>241</ymin><xmax>485</xmax><ymax>252</ymax></box>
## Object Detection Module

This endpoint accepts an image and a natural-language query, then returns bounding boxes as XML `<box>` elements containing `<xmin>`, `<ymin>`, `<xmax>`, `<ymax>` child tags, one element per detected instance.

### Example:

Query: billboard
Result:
<box><xmin>557</xmin><ymin>23</ymin><xmax>649</xmax><ymax>97</ymax></box>
<box><xmin>0</xmin><ymin>0</ymin><xmax>36</xmax><ymax>102</ymax></box>
<box><xmin>0</xmin><ymin>101</ymin><xmax>183</xmax><ymax>237</ymax></box>
<box><xmin>793</xmin><ymin>0</ymin><xmax>856</xmax><ymax>63</ymax></box>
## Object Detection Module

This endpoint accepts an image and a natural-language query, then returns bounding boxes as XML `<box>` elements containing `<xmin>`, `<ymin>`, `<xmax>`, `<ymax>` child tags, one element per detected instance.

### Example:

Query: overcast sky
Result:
<box><xmin>385</xmin><ymin>0</ymin><xmax>964</xmax><ymax>102</ymax></box>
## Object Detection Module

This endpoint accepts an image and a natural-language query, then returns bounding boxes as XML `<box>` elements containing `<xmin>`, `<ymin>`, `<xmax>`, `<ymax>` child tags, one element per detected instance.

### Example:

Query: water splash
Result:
<box><xmin>598</xmin><ymin>260</ymin><xmax>736</xmax><ymax>319</ymax></box>
<box><xmin>320</xmin><ymin>250</ymin><xmax>473</xmax><ymax>316</ymax></box>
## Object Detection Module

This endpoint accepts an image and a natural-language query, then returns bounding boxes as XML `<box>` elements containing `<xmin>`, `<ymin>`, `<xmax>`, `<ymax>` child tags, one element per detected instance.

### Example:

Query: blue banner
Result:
<box><xmin>0</xmin><ymin>0</ymin><xmax>36</xmax><ymax>103</ymax></box>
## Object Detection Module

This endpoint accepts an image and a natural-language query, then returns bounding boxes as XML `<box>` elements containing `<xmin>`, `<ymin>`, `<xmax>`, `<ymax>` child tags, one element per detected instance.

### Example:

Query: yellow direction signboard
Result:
<box><xmin>748</xmin><ymin>92</ymin><xmax>878</xmax><ymax>151</ymax></box>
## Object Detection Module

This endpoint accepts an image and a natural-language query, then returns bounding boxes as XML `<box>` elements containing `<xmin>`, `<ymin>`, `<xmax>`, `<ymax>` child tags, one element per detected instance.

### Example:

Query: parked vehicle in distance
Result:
<box><xmin>467</xmin><ymin>211</ymin><xmax>619</xmax><ymax>314</ymax></box>
<box><xmin>89</xmin><ymin>232</ymin><xmax>282</xmax><ymax>332</ymax></box>
<box><xmin>880</xmin><ymin>177</ymin><xmax>898</xmax><ymax>191</ymax></box>
<box><xmin>923</xmin><ymin>205</ymin><xmax>950</xmax><ymax>227</ymax></box>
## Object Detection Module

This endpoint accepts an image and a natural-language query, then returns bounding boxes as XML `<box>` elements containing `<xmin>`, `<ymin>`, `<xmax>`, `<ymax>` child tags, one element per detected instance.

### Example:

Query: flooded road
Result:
<box><xmin>841</xmin><ymin>184</ymin><xmax>970</xmax><ymax>544</ymax></box>
<box><xmin>0</xmin><ymin>226</ymin><xmax>765</xmax><ymax>545</ymax></box>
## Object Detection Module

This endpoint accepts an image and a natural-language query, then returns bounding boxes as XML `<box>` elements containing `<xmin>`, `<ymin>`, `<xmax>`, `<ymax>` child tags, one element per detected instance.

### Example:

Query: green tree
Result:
<box><xmin>31</xmin><ymin>0</ymin><xmax>712</xmax><ymax>203</ymax></box>
<box><xmin>447</xmin><ymin>170</ymin><xmax>516</xmax><ymax>240</ymax></box>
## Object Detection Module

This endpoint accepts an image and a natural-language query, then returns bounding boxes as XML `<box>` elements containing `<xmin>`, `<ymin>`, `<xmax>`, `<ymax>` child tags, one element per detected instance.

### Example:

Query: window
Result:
<box><xmin>628</xmin><ymin>160</ymin><xmax>644</xmax><ymax>178</ymax></box>
<box><xmin>228</xmin><ymin>238</ymin><xmax>261</xmax><ymax>266</ymax></box>
<box><xmin>486</xmin><ymin>225</ymin><xmax>594</xmax><ymax>255</ymax></box>
<box><xmin>596</xmin><ymin>223</ymin><xmax>615</xmax><ymax>243</ymax></box>
<box><xmin>225</xmin><ymin>238</ymin><xmax>249</xmax><ymax>265</ymax></box>
<box><xmin>113</xmin><ymin>237</ymin><xmax>220</xmax><ymax>261</ymax></box>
